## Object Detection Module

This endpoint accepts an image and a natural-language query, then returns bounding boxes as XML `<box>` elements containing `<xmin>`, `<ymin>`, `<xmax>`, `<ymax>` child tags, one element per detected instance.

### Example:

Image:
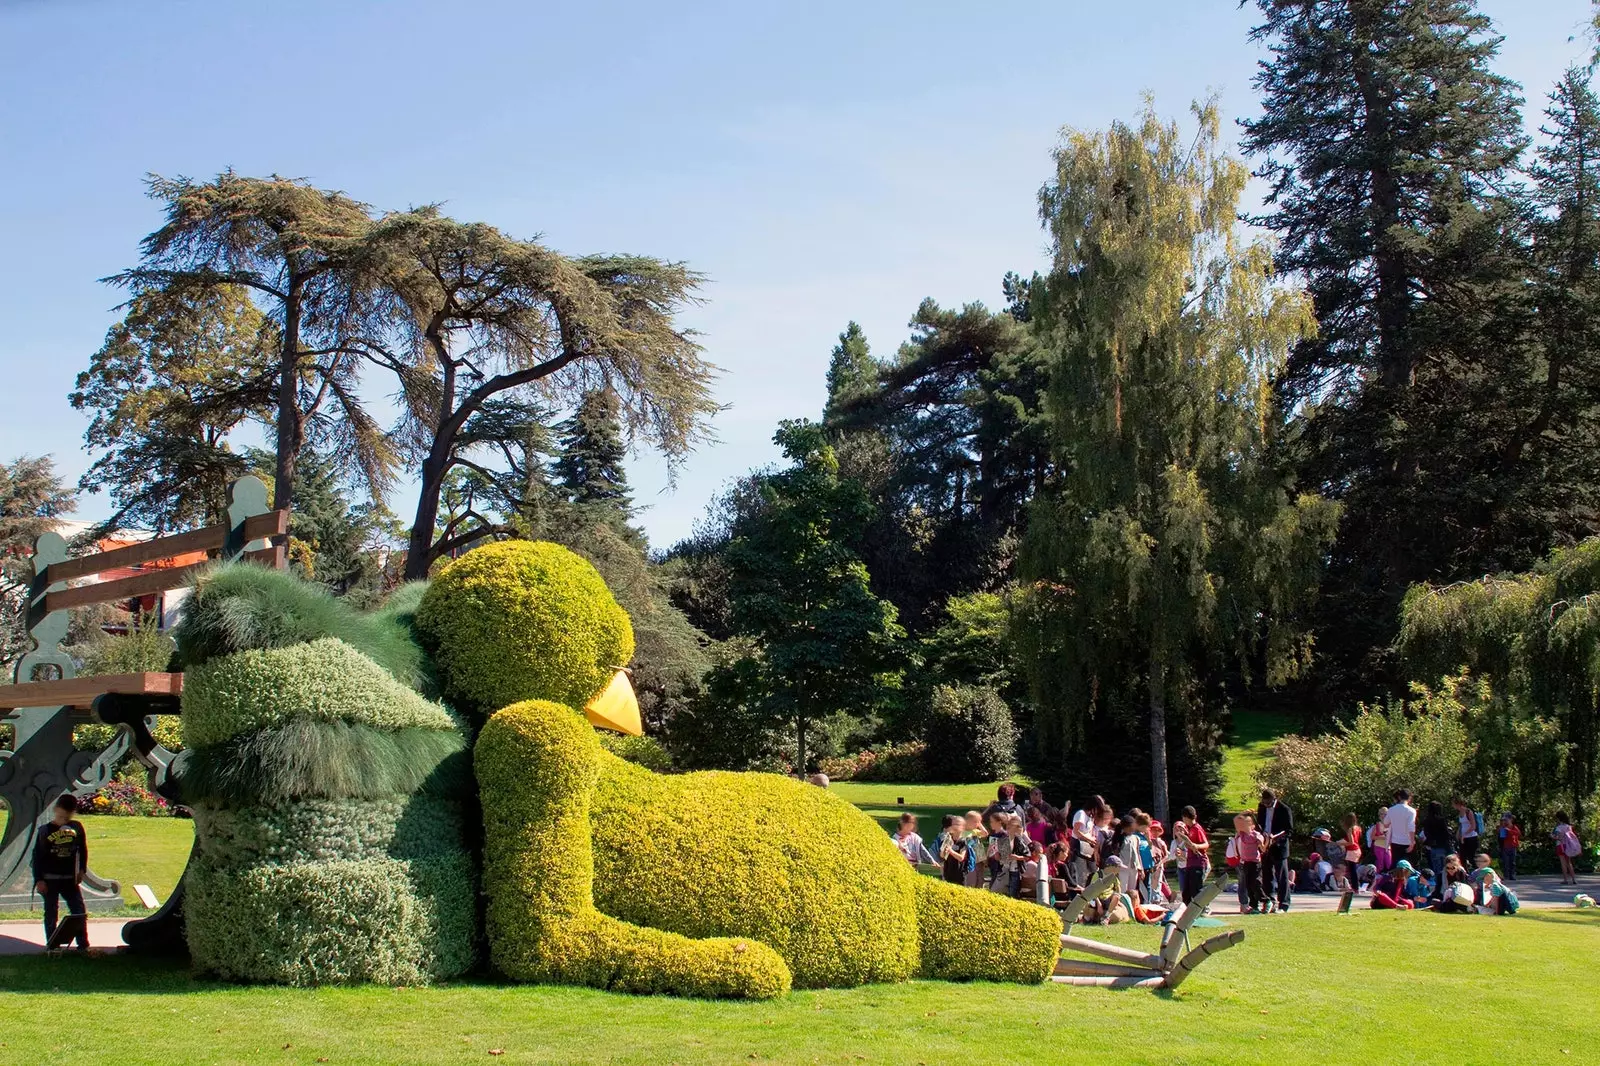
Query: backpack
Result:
<box><xmin>1557</xmin><ymin>825</ymin><xmax>1582</xmax><ymax>857</ymax></box>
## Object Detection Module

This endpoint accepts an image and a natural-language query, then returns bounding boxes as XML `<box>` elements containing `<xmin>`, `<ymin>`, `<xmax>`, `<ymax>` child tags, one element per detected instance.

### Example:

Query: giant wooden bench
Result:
<box><xmin>0</xmin><ymin>476</ymin><xmax>286</xmax><ymax>940</ymax></box>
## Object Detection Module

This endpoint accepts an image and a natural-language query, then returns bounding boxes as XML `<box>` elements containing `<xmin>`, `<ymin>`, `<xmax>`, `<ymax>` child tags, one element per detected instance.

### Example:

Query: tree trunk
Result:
<box><xmin>795</xmin><ymin>712</ymin><xmax>808</xmax><ymax>777</ymax></box>
<box><xmin>404</xmin><ymin>347</ymin><xmax>457</xmax><ymax>581</ymax></box>
<box><xmin>1148</xmin><ymin>653</ymin><xmax>1169</xmax><ymax>825</ymax></box>
<box><xmin>273</xmin><ymin>280</ymin><xmax>305</xmax><ymax>514</ymax></box>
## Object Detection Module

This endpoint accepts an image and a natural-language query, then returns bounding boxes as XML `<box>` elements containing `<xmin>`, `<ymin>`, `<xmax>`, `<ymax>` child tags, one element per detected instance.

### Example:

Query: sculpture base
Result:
<box><xmin>0</xmin><ymin>881</ymin><xmax>125</xmax><ymax>915</ymax></box>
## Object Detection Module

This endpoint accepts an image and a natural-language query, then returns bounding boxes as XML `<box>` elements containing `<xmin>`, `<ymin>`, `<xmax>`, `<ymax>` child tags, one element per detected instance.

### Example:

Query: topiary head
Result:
<box><xmin>414</xmin><ymin>540</ymin><xmax>634</xmax><ymax>724</ymax></box>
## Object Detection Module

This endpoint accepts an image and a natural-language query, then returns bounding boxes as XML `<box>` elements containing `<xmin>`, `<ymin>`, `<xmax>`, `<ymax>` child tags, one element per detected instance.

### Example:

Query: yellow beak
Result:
<box><xmin>584</xmin><ymin>670</ymin><xmax>643</xmax><ymax>736</ymax></box>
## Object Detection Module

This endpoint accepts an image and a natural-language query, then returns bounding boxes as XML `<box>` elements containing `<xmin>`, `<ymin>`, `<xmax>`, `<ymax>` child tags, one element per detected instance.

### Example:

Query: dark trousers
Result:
<box><xmin>1426</xmin><ymin>847</ymin><xmax>1450</xmax><ymax>900</ymax></box>
<box><xmin>42</xmin><ymin>881</ymin><xmax>88</xmax><ymax>947</ymax></box>
<box><xmin>1500</xmin><ymin>846</ymin><xmax>1517</xmax><ymax>880</ymax></box>
<box><xmin>1458</xmin><ymin>836</ymin><xmax>1479</xmax><ymax>866</ymax></box>
<box><xmin>1180</xmin><ymin>865</ymin><xmax>1205</xmax><ymax>904</ymax></box>
<box><xmin>1241</xmin><ymin>861</ymin><xmax>1265</xmax><ymax>907</ymax></box>
<box><xmin>1390</xmin><ymin>842</ymin><xmax>1413</xmax><ymax>866</ymax></box>
<box><xmin>1262</xmin><ymin>846</ymin><xmax>1291</xmax><ymax>907</ymax></box>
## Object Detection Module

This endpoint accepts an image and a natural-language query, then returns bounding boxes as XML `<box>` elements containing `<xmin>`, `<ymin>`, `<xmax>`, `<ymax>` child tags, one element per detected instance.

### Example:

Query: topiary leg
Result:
<box><xmin>475</xmin><ymin>699</ymin><xmax>791</xmax><ymax>999</ymax></box>
<box><xmin>913</xmin><ymin>877</ymin><xmax>1061</xmax><ymax>983</ymax></box>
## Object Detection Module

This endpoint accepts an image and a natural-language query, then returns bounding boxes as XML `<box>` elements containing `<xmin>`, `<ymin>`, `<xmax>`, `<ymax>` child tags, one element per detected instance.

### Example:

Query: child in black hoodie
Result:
<box><xmin>32</xmin><ymin>794</ymin><xmax>89</xmax><ymax>949</ymax></box>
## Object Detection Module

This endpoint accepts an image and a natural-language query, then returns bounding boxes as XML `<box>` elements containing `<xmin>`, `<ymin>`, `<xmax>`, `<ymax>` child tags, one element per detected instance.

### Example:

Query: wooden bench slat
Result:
<box><xmin>241</xmin><ymin>509</ymin><xmax>289</xmax><ymax>541</ymax></box>
<box><xmin>0</xmin><ymin>672</ymin><xmax>183</xmax><ymax>709</ymax></box>
<box><xmin>44</xmin><ymin>525</ymin><xmax>226</xmax><ymax>584</ymax></box>
<box><xmin>43</xmin><ymin>560</ymin><xmax>211</xmax><ymax>615</ymax></box>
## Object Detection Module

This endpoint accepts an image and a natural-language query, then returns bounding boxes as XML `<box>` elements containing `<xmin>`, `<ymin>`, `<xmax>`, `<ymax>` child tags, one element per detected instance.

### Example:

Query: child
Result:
<box><xmin>1369</xmin><ymin>810</ymin><xmax>1391</xmax><ymax>874</ymax></box>
<box><xmin>1133</xmin><ymin>813</ymin><xmax>1156</xmax><ymax>902</ymax></box>
<box><xmin>935</xmin><ymin>814</ymin><xmax>968</xmax><ymax>885</ymax></box>
<box><xmin>1232</xmin><ymin>813</ymin><xmax>1267</xmax><ymax>914</ymax></box>
<box><xmin>1370</xmin><ymin>860</ymin><xmax>1416</xmax><ymax>910</ymax></box>
<box><xmin>31</xmin><ymin>794</ymin><xmax>90</xmax><ymax>950</ymax></box>
<box><xmin>893</xmin><ymin>813</ymin><xmax>937</xmax><ymax>866</ymax></box>
<box><xmin>961</xmin><ymin>810</ymin><xmax>986</xmax><ymax>888</ymax></box>
<box><xmin>1475</xmin><ymin>868</ymin><xmax>1518</xmax><ymax>915</ymax></box>
<box><xmin>987</xmin><ymin>813</ymin><xmax>1030</xmax><ymax>896</ymax></box>
<box><xmin>1496</xmin><ymin>813</ymin><xmax>1520</xmax><ymax>882</ymax></box>
<box><xmin>1176</xmin><ymin>805</ymin><xmax>1210</xmax><ymax>905</ymax></box>
<box><xmin>1340</xmin><ymin>813</ymin><xmax>1364</xmax><ymax>894</ymax></box>
<box><xmin>1552</xmin><ymin>812</ymin><xmax>1581</xmax><ymax>886</ymax></box>
<box><xmin>1112</xmin><ymin>815</ymin><xmax>1141</xmax><ymax>896</ymax></box>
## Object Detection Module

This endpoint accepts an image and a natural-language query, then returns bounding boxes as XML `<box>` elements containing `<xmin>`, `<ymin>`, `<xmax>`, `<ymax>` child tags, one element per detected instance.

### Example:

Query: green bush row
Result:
<box><xmin>193</xmin><ymin>795</ymin><xmax>465</xmax><ymax>867</ymax></box>
<box><xmin>417</xmin><ymin>541</ymin><xmax>634</xmax><ymax>722</ymax></box>
<box><xmin>179</xmin><ymin>718</ymin><xmax>469</xmax><ymax>808</ymax></box>
<box><xmin>181</xmin><ymin>637</ymin><xmax>455</xmax><ymax>748</ymax></box>
<box><xmin>185</xmin><ymin>853</ymin><xmax>478</xmax><ymax>985</ymax></box>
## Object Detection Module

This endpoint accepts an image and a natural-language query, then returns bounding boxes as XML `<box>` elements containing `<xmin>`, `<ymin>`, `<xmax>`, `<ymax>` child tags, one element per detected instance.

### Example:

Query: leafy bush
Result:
<box><xmin>179</xmin><ymin>719</ymin><xmax>469</xmax><ymax>808</ymax></box>
<box><xmin>194</xmin><ymin>795</ymin><xmax>464</xmax><ymax>868</ymax></box>
<box><xmin>913</xmin><ymin>878</ymin><xmax>1059</xmax><ymax>983</ymax></box>
<box><xmin>74</xmin><ymin>715</ymin><xmax>183</xmax><ymax>755</ymax></box>
<box><xmin>817</xmin><ymin>741</ymin><xmax>929</xmax><ymax>783</ymax></box>
<box><xmin>923</xmin><ymin>684</ymin><xmax>1016</xmax><ymax>782</ymax></box>
<box><xmin>80</xmin><ymin>770</ymin><xmax>179</xmax><ymax>817</ymax></box>
<box><xmin>477</xmin><ymin>699</ymin><xmax>792</xmax><ymax>999</ymax></box>
<box><xmin>417</xmin><ymin>541</ymin><xmax>634</xmax><ymax>723</ymax></box>
<box><xmin>77</xmin><ymin>614</ymin><xmax>176</xmax><ymax>674</ymax></box>
<box><xmin>172</xmin><ymin>563</ymin><xmax>429</xmax><ymax>690</ymax></box>
<box><xmin>597</xmin><ymin>732</ymin><xmax>673</xmax><ymax>772</ymax></box>
<box><xmin>185</xmin><ymin>854</ymin><xmax>477</xmax><ymax>985</ymax></box>
<box><xmin>181</xmin><ymin>637</ymin><xmax>455</xmax><ymax>748</ymax></box>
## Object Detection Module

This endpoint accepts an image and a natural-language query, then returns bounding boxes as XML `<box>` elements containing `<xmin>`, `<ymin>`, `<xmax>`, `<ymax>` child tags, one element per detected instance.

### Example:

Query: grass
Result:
<box><xmin>2</xmin><ymin>909</ymin><xmax>1595</xmax><ymax>1064</ymax></box>
<box><xmin>1219</xmin><ymin>709</ymin><xmax>1297</xmax><ymax>812</ymax></box>
<box><xmin>0</xmin><ymin>813</ymin><xmax>192</xmax><ymax>915</ymax></box>
<box><xmin>830</xmin><ymin>781</ymin><xmax>1005</xmax><ymax>834</ymax></box>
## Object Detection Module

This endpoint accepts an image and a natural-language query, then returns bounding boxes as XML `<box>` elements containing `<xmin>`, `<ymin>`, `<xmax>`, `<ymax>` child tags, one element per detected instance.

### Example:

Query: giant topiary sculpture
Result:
<box><xmin>172</xmin><ymin>566</ymin><xmax>478</xmax><ymax>985</ymax></box>
<box><xmin>415</xmin><ymin>540</ymin><xmax>1061</xmax><ymax>999</ymax></box>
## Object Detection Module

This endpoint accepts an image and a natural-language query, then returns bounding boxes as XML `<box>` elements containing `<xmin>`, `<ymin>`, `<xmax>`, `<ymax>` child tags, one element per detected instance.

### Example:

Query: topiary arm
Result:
<box><xmin>475</xmin><ymin>699</ymin><xmax>791</xmax><ymax>999</ymax></box>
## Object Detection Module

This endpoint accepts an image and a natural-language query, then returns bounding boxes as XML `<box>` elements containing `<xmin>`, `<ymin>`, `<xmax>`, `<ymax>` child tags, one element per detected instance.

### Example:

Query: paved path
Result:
<box><xmin>0</xmin><ymin>918</ymin><xmax>128</xmax><ymax>956</ymax></box>
<box><xmin>1211</xmin><ymin>873</ymin><xmax>1599</xmax><ymax>914</ymax></box>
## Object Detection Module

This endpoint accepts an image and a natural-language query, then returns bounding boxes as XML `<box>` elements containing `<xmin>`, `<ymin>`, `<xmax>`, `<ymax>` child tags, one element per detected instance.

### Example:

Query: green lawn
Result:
<box><xmin>3</xmin><ymin>909</ymin><xmax>1595</xmax><ymax>1064</ymax></box>
<box><xmin>1219</xmin><ymin>709</ymin><xmax>1297</xmax><ymax>812</ymax></box>
<box><xmin>830</xmin><ymin>781</ymin><xmax>1007</xmax><ymax>834</ymax></box>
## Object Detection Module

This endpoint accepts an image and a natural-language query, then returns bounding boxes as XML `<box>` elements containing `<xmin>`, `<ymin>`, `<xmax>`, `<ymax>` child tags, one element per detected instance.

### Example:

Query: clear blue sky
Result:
<box><xmin>1</xmin><ymin>0</ymin><xmax>1592</xmax><ymax>548</ymax></box>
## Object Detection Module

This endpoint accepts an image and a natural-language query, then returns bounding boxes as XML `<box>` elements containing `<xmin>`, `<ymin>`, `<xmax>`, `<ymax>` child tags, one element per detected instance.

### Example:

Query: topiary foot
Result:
<box><xmin>475</xmin><ymin>699</ymin><xmax>791</xmax><ymax>999</ymax></box>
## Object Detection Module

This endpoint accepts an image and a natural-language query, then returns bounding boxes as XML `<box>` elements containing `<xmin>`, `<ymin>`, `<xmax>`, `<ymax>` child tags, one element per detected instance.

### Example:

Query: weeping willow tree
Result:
<box><xmin>1016</xmin><ymin>99</ymin><xmax>1340</xmax><ymax>821</ymax></box>
<box><xmin>1399</xmin><ymin>539</ymin><xmax>1600</xmax><ymax>822</ymax></box>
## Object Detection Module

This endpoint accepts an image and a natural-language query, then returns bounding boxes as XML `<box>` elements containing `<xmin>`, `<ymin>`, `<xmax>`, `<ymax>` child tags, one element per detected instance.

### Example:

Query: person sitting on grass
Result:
<box><xmin>1431</xmin><ymin>854</ymin><xmax>1476</xmax><ymax>913</ymax></box>
<box><xmin>1370</xmin><ymin>860</ymin><xmax>1416</xmax><ymax>910</ymax></box>
<box><xmin>31</xmin><ymin>793</ymin><xmax>89</xmax><ymax>950</ymax></box>
<box><xmin>1474</xmin><ymin>868</ymin><xmax>1519</xmax><ymax>915</ymax></box>
<box><xmin>892</xmin><ymin>812</ymin><xmax>937</xmax><ymax>866</ymax></box>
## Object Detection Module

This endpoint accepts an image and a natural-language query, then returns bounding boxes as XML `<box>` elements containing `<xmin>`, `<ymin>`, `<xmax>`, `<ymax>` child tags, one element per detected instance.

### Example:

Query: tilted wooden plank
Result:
<box><xmin>1053</xmin><ymin>958</ymin><xmax>1166</xmax><ymax>979</ymax></box>
<box><xmin>1058</xmin><ymin>868</ymin><xmax>1122</xmax><ymax>930</ymax></box>
<box><xmin>0</xmin><ymin>671</ymin><xmax>183</xmax><ymax>709</ymax></box>
<box><xmin>43</xmin><ymin>524</ymin><xmax>226</xmax><ymax>584</ymax></box>
<box><xmin>1050</xmin><ymin>974</ymin><xmax>1166</xmax><ymax>989</ymax></box>
<box><xmin>1058</xmin><ymin>934</ymin><xmax>1165</xmax><ymax>969</ymax></box>
<box><xmin>240</xmin><ymin>509</ymin><xmax>289</xmax><ymax>541</ymax></box>
<box><xmin>44</xmin><ymin>560</ymin><xmax>209</xmax><ymax>614</ymax></box>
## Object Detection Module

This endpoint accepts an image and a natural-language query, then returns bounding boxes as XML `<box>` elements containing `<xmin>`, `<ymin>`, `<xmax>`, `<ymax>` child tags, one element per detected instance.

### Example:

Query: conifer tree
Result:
<box><xmin>822</xmin><ymin>322</ymin><xmax>877</xmax><ymax>423</ymax></box>
<box><xmin>553</xmin><ymin>388</ymin><xmax>633</xmax><ymax>518</ymax></box>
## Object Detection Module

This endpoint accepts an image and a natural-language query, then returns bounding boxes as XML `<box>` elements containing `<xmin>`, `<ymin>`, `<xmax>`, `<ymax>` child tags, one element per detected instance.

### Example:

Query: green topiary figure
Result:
<box><xmin>419</xmin><ymin>540</ymin><xmax>1061</xmax><ymax>999</ymax></box>
<box><xmin>174</xmin><ymin>564</ymin><xmax>477</xmax><ymax>986</ymax></box>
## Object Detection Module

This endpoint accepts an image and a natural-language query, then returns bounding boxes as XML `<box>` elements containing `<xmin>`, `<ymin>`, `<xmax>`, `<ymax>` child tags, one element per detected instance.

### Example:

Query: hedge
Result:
<box><xmin>179</xmin><ymin>719</ymin><xmax>470</xmax><ymax>808</ymax></box>
<box><xmin>912</xmin><ymin>878</ymin><xmax>1060</xmax><ymax>983</ymax></box>
<box><xmin>418</xmin><ymin>542</ymin><xmax>634</xmax><ymax>722</ymax></box>
<box><xmin>193</xmin><ymin>795</ymin><xmax>466</xmax><ymax>866</ymax></box>
<box><xmin>185</xmin><ymin>853</ymin><xmax>477</xmax><ymax>985</ymax></box>
<box><xmin>477</xmin><ymin>699</ymin><xmax>791</xmax><ymax>999</ymax></box>
<box><xmin>173</xmin><ymin>562</ymin><xmax>430</xmax><ymax>690</ymax></box>
<box><xmin>181</xmin><ymin>638</ymin><xmax>455</xmax><ymax>748</ymax></box>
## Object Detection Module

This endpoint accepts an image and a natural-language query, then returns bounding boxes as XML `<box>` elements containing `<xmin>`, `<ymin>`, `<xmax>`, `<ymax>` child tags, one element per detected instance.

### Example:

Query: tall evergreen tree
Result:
<box><xmin>1018</xmin><ymin>100</ymin><xmax>1340</xmax><ymax>821</ymax></box>
<box><xmin>553</xmin><ymin>388</ymin><xmax>632</xmax><ymax>517</ymax></box>
<box><xmin>822</xmin><ymin>322</ymin><xmax>877</xmax><ymax>422</ymax></box>
<box><xmin>1240</xmin><ymin>0</ymin><xmax>1537</xmax><ymax>704</ymax></box>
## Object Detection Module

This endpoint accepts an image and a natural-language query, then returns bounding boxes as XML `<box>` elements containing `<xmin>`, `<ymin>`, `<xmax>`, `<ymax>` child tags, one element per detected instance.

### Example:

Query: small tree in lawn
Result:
<box><xmin>1017</xmin><ymin>99</ymin><xmax>1339</xmax><ymax>821</ymax></box>
<box><xmin>721</xmin><ymin>420</ymin><xmax>904</xmax><ymax>773</ymax></box>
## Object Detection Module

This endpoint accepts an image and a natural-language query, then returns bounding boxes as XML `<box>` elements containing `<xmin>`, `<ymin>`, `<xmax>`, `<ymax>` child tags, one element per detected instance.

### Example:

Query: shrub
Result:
<box><xmin>181</xmin><ymin>638</ymin><xmax>455</xmax><ymax>748</ymax></box>
<box><xmin>913</xmin><ymin>878</ymin><xmax>1059</xmax><ymax>983</ymax></box>
<box><xmin>598</xmin><ymin>732</ymin><xmax>673</xmax><ymax>772</ymax></box>
<box><xmin>477</xmin><ymin>699</ymin><xmax>792</xmax><ymax>999</ymax></box>
<box><xmin>923</xmin><ymin>684</ymin><xmax>1016</xmax><ymax>782</ymax></box>
<box><xmin>77</xmin><ymin>614</ymin><xmax>176</xmax><ymax>674</ymax></box>
<box><xmin>818</xmin><ymin>741</ymin><xmax>929</xmax><ymax>783</ymax></box>
<box><xmin>75</xmin><ymin>715</ymin><xmax>183</xmax><ymax>755</ymax></box>
<box><xmin>172</xmin><ymin>563</ymin><xmax>429</xmax><ymax>690</ymax></box>
<box><xmin>185</xmin><ymin>854</ymin><xmax>477</xmax><ymax>985</ymax></box>
<box><xmin>80</xmin><ymin>770</ymin><xmax>178</xmax><ymax>817</ymax></box>
<box><xmin>179</xmin><ymin>720</ymin><xmax>469</xmax><ymax>808</ymax></box>
<box><xmin>417</xmin><ymin>541</ymin><xmax>634</xmax><ymax>723</ymax></box>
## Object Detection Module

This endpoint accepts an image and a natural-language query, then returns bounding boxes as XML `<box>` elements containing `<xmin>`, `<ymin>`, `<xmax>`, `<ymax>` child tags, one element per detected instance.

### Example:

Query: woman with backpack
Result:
<box><xmin>1453</xmin><ymin>798</ymin><xmax>1484</xmax><ymax>865</ymax></box>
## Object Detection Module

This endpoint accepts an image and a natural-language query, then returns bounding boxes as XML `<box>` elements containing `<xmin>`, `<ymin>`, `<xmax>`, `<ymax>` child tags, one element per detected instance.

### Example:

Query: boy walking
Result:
<box><xmin>32</xmin><ymin>794</ymin><xmax>90</xmax><ymax>950</ymax></box>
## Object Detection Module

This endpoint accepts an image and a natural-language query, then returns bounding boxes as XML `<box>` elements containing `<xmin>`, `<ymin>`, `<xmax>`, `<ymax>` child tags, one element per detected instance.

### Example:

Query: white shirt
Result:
<box><xmin>1070</xmin><ymin>809</ymin><xmax>1096</xmax><ymax>855</ymax></box>
<box><xmin>1385</xmin><ymin>803</ymin><xmax>1417</xmax><ymax>846</ymax></box>
<box><xmin>1262</xmin><ymin>804</ymin><xmax>1278</xmax><ymax>837</ymax></box>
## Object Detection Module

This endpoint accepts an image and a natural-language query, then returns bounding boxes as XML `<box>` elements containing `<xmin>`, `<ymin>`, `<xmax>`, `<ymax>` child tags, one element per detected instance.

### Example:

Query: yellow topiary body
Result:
<box><xmin>415</xmin><ymin>541</ymin><xmax>634</xmax><ymax>722</ymax></box>
<box><xmin>443</xmin><ymin>540</ymin><xmax>1060</xmax><ymax>997</ymax></box>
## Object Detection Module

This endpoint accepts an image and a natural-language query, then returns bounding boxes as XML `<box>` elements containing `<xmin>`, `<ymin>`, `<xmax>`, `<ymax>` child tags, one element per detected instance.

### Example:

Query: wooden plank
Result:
<box><xmin>1058</xmin><ymin>934</ymin><xmax>1165</xmax><ymax>969</ymax></box>
<box><xmin>133</xmin><ymin>884</ymin><xmax>160</xmax><ymax>909</ymax></box>
<box><xmin>44</xmin><ymin>560</ymin><xmax>209</xmax><ymax>614</ymax></box>
<box><xmin>1053</xmin><ymin>958</ymin><xmax>1165</xmax><ymax>979</ymax></box>
<box><xmin>44</xmin><ymin>524</ymin><xmax>227</xmax><ymax>584</ymax></box>
<box><xmin>241</xmin><ymin>509</ymin><xmax>289</xmax><ymax>541</ymax></box>
<box><xmin>0</xmin><ymin>671</ymin><xmax>183</xmax><ymax>709</ymax></box>
<box><xmin>243</xmin><ymin>542</ymin><xmax>287</xmax><ymax>569</ymax></box>
<box><xmin>1050</xmin><ymin>974</ymin><xmax>1166</xmax><ymax>989</ymax></box>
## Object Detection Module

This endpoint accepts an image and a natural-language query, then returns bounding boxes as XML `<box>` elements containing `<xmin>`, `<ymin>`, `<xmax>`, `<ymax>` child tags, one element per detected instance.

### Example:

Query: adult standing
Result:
<box><xmin>1256</xmin><ymin>788</ymin><xmax>1294</xmax><ymax>912</ymax></box>
<box><xmin>1384</xmin><ymin>790</ymin><xmax>1417</xmax><ymax>865</ymax></box>
<box><xmin>982</xmin><ymin>782</ymin><xmax>1022</xmax><ymax>823</ymax></box>
<box><xmin>1418</xmin><ymin>800</ymin><xmax>1454</xmax><ymax>902</ymax></box>
<box><xmin>1453</xmin><ymin>798</ymin><xmax>1483</xmax><ymax>865</ymax></box>
<box><xmin>1067</xmin><ymin>796</ymin><xmax>1105</xmax><ymax>889</ymax></box>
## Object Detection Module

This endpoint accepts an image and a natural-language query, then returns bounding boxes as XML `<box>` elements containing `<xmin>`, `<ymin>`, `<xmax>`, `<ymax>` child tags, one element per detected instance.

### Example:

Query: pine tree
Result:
<box><xmin>1240</xmin><ymin>0</ymin><xmax>1536</xmax><ymax>704</ymax></box>
<box><xmin>552</xmin><ymin>389</ymin><xmax>633</xmax><ymax>519</ymax></box>
<box><xmin>1018</xmin><ymin>99</ymin><xmax>1339</xmax><ymax>821</ymax></box>
<box><xmin>822</xmin><ymin>322</ymin><xmax>877</xmax><ymax>423</ymax></box>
